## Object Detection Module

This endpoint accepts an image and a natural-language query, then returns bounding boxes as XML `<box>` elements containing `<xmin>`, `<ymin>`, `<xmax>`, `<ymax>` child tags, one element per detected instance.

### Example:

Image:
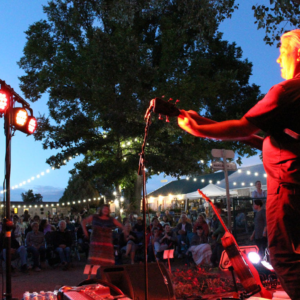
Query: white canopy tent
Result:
<box><xmin>184</xmin><ymin>183</ymin><xmax>238</xmax><ymax>199</ymax></box>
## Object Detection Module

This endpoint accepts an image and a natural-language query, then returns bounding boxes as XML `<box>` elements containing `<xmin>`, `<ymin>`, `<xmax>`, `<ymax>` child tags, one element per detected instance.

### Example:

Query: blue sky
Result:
<box><xmin>0</xmin><ymin>1</ymin><xmax>285</xmax><ymax>201</ymax></box>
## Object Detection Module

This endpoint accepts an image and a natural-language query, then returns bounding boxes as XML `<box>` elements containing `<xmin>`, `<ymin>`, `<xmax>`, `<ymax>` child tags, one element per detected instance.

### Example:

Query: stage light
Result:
<box><xmin>261</xmin><ymin>260</ymin><xmax>274</xmax><ymax>271</ymax></box>
<box><xmin>14</xmin><ymin>108</ymin><xmax>28</xmax><ymax>126</ymax></box>
<box><xmin>12</xmin><ymin>108</ymin><xmax>37</xmax><ymax>134</ymax></box>
<box><xmin>0</xmin><ymin>92</ymin><xmax>9</xmax><ymax>113</ymax></box>
<box><xmin>247</xmin><ymin>252</ymin><xmax>261</xmax><ymax>264</ymax></box>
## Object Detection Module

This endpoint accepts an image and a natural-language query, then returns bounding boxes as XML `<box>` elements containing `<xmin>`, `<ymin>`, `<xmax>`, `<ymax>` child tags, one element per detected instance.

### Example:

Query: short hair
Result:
<box><xmin>152</xmin><ymin>226</ymin><xmax>159</xmax><ymax>233</ymax></box>
<box><xmin>181</xmin><ymin>213</ymin><xmax>187</xmax><ymax>218</ymax></box>
<box><xmin>254</xmin><ymin>199</ymin><xmax>263</xmax><ymax>207</ymax></box>
<box><xmin>255</xmin><ymin>180</ymin><xmax>261</xmax><ymax>185</ymax></box>
<box><xmin>31</xmin><ymin>221</ymin><xmax>39</xmax><ymax>228</ymax></box>
<box><xmin>281</xmin><ymin>29</ymin><xmax>300</xmax><ymax>50</ymax></box>
<box><xmin>59</xmin><ymin>220</ymin><xmax>66</xmax><ymax>227</ymax></box>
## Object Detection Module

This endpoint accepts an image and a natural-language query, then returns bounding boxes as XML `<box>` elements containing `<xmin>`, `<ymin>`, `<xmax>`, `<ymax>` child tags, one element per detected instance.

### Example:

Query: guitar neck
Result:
<box><xmin>197</xmin><ymin>189</ymin><xmax>229</xmax><ymax>233</ymax></box>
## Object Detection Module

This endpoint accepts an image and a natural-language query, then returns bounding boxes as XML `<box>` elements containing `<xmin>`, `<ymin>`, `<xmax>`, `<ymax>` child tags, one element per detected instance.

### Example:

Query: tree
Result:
<box><xmin>59</xmin><ymin>174</ymin><xmax>100</xmax><ymax>204</ymax></box>
<box><xmin>18</xmin><ymin>0</ymin><xmax>261</xmax><ymax>206</ymax></box>
<box><xmin>21</xmin><ymin>189</ymin><xmax>43</xmax><ymax>203</ymax></box>
<box><xmin>252</xmin><ymin>0</ymin><xmax>300</xmax><ymax>46</ymax></box>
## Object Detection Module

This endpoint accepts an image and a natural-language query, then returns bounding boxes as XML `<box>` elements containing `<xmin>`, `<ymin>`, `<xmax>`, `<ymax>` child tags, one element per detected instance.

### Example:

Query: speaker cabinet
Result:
<box><xmin>100</xmin><ymin>263</ymin><xmax>176</xmax><ymax>300</ymax></box>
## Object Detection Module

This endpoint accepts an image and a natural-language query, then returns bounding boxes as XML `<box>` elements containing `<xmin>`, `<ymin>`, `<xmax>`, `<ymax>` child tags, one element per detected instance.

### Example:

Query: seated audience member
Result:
<box><xmin>22</xmin><ymin>210</ymin><xmax>31</xmax><ymax>223</ymax></box>
<box><xmin>25</xmin><ymin>215</ymin><xmax>40</xmax><ymax>237</ymax></box>
<box><xmin>1</xmin><ymin>230</ymin><xmax>30</xmax><ymax>273</ymax></box>
<box><xmin>187</xmin><ymin>226</ymin><xmax>212</xmax><ymax>266</ymax></box>
<box><xmin>160</xmin><ymin>215</ymin><xmax>171</xmax><ymax>227</ymax></box>
<box><xmin>40</xmin><ymin>219</ymin><xmax>55</xmax><ymax>235</ymax></box>
<box><xmin>65</xmin><ymin>217</ymin><xmax>75</xmax><ymax>231</ymax></box>
<box><xmin>147</xmin><ymin>227</ymin><xmax>161</xmax><ymax>262</ymax></box>
<box><xmin>193</xmin><ymin>214</ymin><xmax>209</xmax><ymax>237</ymax></box>
<box><xmin>235</xmin><ymin>206</ymin><xmax>248</xmax><ymax>233</ymax></box>
<box><xmin>164</xmin><ymin>210</ymin><xmax>174</xmax><ymax>226</ymax></box>
<box><xmin>51</xmin><ymin>216</ymin><xmax>59</xmax><ymax>228</ymax></box>
<box><xmin>133</xmin><ymin>216</ymin><xmax>144</xmax><ymax>241</ymax></box>
<box><xmin>210</xmin><ymin>203</ymin><xmax>225</xmax><ymax>268</ymax></box>
<box><xmin>156</xmin><ymin>211</ymin><xmax>162</xmax><ymax>222</ymax></box>
<box><xmin>177</xmin><ymin>213</ymin><xmax>192</xmax><ymax>224</ymax></box>
<box><xmin>154</xmin><ymin>225</ymin><xmax>177</xmax><ymax>258</ymax></box>
<box><xmin>26</xmin><ymin>221</ymin><xmax>46</xmax><ymax>271</ymax></box>
<box><xmin>13</xmin><ymin>215</ymin><xmax>22</xmax><ymax>245</ymax></box>
<box><xmin>53</xmin><ymin>220</ymin><xmax>72</xmax><ymax>270</ymax></box>
<box><xmin>175</xmin><ymin>213</ymin><xmax>192</xmax><ymax>258</ymax></box>
<box><xmin>74</xmin><ymin>215</ymin><xmax>82</xmax><ymax>229</ymax></box>
<box><xmin>210</xmin><ymin>214</ymin><xmax>219</xmax><ymax>234</ymax></box>
<box><xmin>119</xmin><ymin>223</ymin><xmax>139</xmax><ymax>264</ymax></box>
<box><xmin>150</xmin><ymin>217</ymin><xmax>163</xmax><ymax>233</ymax></box>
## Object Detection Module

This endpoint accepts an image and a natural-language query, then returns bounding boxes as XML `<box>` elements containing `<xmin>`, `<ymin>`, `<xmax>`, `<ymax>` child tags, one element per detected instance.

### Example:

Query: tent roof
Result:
<box><xmin>148</xmin><ymin>171</ymin><xmax>234</xmax><ymax>197</ymax></box>
<box><xmin>185</xmin><ymin>183</ymin><xmax>238</xmax><ymax>199</ymax></box>
<box><xmin>218</xmin><ymin>164</ymin><xmax>266</xmax><ymax>189</ymax></box>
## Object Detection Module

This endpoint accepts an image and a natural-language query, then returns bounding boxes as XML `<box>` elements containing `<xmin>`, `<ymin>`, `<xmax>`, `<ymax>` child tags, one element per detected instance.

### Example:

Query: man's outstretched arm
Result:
<box><xmin>178</xmin><ymin>110</ymin><xmax>263</xmax><ymax>150</ymax></box>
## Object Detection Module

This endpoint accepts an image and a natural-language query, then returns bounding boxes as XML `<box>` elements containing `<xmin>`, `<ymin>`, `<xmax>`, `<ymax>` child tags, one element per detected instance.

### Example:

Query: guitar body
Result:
<box><xmin>197</xmin><ymin>190</ymin><xmax>272</xmax><ymax>299</ymax></box>
<box><xmin>221</xmin><ymin>232</ymin><xmax>260</xmax><ymax>295</ymax></box>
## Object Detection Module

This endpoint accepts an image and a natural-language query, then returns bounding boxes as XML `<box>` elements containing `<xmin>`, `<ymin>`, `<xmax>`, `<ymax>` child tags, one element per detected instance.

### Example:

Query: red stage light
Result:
<box><xmin>0</xmin><ymin>92</ymin><xmax>8</xmax><ymax>113</ymax></box>
<box><xmin>15</xmin><ymin>108</ymin><xmax>28</xmax><ymax>126</ymax></box>
<box><xmin>27</xmin><ymin>117</ymin><xmax>37</xmax><ymax>134</ymax></box>
<box><xmin>12</xmin><ymin>108</ymin><xmax>37</xmax><ymax>134</ymax></box>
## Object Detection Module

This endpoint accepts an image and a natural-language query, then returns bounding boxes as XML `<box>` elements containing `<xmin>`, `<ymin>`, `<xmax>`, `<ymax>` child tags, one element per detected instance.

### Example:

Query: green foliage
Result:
<box><xmin>252</xmin><ymin>0</ymin><xmax>300</xmax><ymax>46</ymax></box>
<box><xmin>21</xmin><ymin>189</ymin><xmax>44</xmax><ymax>203</ymax></box>
<box><xmin>18</xmin><ymin>0</ymin><xmax>261</xmax><ymax>204</ymax></box>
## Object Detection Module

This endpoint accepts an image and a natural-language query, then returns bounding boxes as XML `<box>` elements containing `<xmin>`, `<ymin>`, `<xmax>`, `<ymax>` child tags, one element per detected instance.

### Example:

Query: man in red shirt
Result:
<box><xmin>177</xmin><ymin>29</ymin><xmax>300</xmax><ymax>299</ymax></box>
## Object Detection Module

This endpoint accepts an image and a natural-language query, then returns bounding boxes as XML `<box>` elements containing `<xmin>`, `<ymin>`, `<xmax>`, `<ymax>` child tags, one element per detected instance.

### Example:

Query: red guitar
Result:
<box><xmin>198</xmin><ymin>189</ymin><xmax>272</xmax><ymax>299</ymax></box>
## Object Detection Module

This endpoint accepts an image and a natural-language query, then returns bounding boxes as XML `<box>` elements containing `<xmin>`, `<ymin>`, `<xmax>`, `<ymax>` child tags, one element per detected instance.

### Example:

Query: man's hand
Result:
<box><xmin>178</xmin><ymin>110</ymin><xmax>200</xmax><ymax>136</ymax></box>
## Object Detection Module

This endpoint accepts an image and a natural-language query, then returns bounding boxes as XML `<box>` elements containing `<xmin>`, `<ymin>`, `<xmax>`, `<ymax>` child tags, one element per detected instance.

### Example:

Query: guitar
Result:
<box><xmin>198</xmin><ymin>189</ymin><xmax>272</xmax><ymax>299</ymax></box>
<box><xmin>145</xmin><ymin>97</ymin><xmax>264</xmax><ymax>150</ymax></box>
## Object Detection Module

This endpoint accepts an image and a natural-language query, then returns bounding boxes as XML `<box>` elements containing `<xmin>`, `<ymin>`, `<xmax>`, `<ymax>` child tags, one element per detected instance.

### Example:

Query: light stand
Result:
<box><xmin>0</xmin><ymin>80</ymin><xmax>36</xmax><ymax>300</ymax></box>
<box><xmin>137</xmin><ymin>104</ymin><xmax>154</xmax><ymax>300</ymax></box>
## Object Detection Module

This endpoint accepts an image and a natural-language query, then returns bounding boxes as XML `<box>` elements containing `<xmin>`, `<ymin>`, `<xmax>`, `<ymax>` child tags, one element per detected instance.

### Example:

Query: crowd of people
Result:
<box><xmin>0</xmin><ymin>212</ymin><xmax>86</xmax><ymax>273</ymax></box>
<box><xmin>0</xmin><ymin>201</ymin><xmax>263</xmax><ymax>273</ymax></box>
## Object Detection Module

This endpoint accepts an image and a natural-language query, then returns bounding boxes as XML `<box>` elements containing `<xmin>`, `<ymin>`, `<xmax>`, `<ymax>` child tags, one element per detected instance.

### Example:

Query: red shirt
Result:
<box><xmin>245</xmin><ymin>75</ymin><xmax>300</xmax><ymax>193</ymax></box>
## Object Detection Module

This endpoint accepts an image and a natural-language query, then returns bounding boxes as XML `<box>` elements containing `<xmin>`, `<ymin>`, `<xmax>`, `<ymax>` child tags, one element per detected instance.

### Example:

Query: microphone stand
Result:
<box><xmin>137</xmin><ymin>105</ymin><xmax>153</xmax><ymax>300</ymax></box>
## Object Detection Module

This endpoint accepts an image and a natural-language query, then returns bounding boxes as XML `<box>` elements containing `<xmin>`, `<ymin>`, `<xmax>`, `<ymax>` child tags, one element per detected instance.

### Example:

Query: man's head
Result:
<box><xmin>165</xmin><ymin>210</ymin><xmax>169</xmax><ymax>215</ymax></box>
<box><xmin>65</xmin><ymin>216</ymin><xmax>70</xmax><ymax>223</ymax></box>
<box><xmin>253</xmin><ymin>199</ymin><xmax>263</xmax><ymax>210</ymax></box>
<box><xmin>59</xmin><ymin>220</ymin><xmax>66</xmax><ymax>231</ymax></box>
<box><xmin>31</xmin><ymin>222</ymin><xmax>39</xmax><ymax>232</ymax></box>
<box><xmin>181</xmin><ymin>213</ymin><xmax>187</xmax><ymax>223</ymax></box>
<box><xmin>137</xmin><ymin>216</ymin><xmax>142</xmax><ymax>224</ymax></box>
<box><xmin>277</xmin><ymin>29</ymin><xmax>300</xmax><ymax>80</ymax></box>
<box><xmin>255</xmin><ymin>180</ymin><xmax>262</xmax><ymax>190</ymax></box>
<box><xmin>13</xmin><ymin>215</ymin><xmax>19</xmax><ymax>224</ymax></box>
<box><xmin>125</xmin><ymin>223</ymin><xmax>132</xmax><ymax>231</ymax></box>
<box><xmin>164</xmin><ymin>225</ymin><xmax>171</xmax><ymax>233</ymax></box>
<box><xmin>196</xmin><ymin>226</ymin><xmax>203</xmax><ymax>235</ymax></box>
<box><xmin>33</xmin><ymin>215</ymin><xmax>40</xmax><ymax>223</ymax></box>
<box><xmin>152</xmin><ymin>217</ymin><xmax>159</xmax><ymax>226</ymax></box>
